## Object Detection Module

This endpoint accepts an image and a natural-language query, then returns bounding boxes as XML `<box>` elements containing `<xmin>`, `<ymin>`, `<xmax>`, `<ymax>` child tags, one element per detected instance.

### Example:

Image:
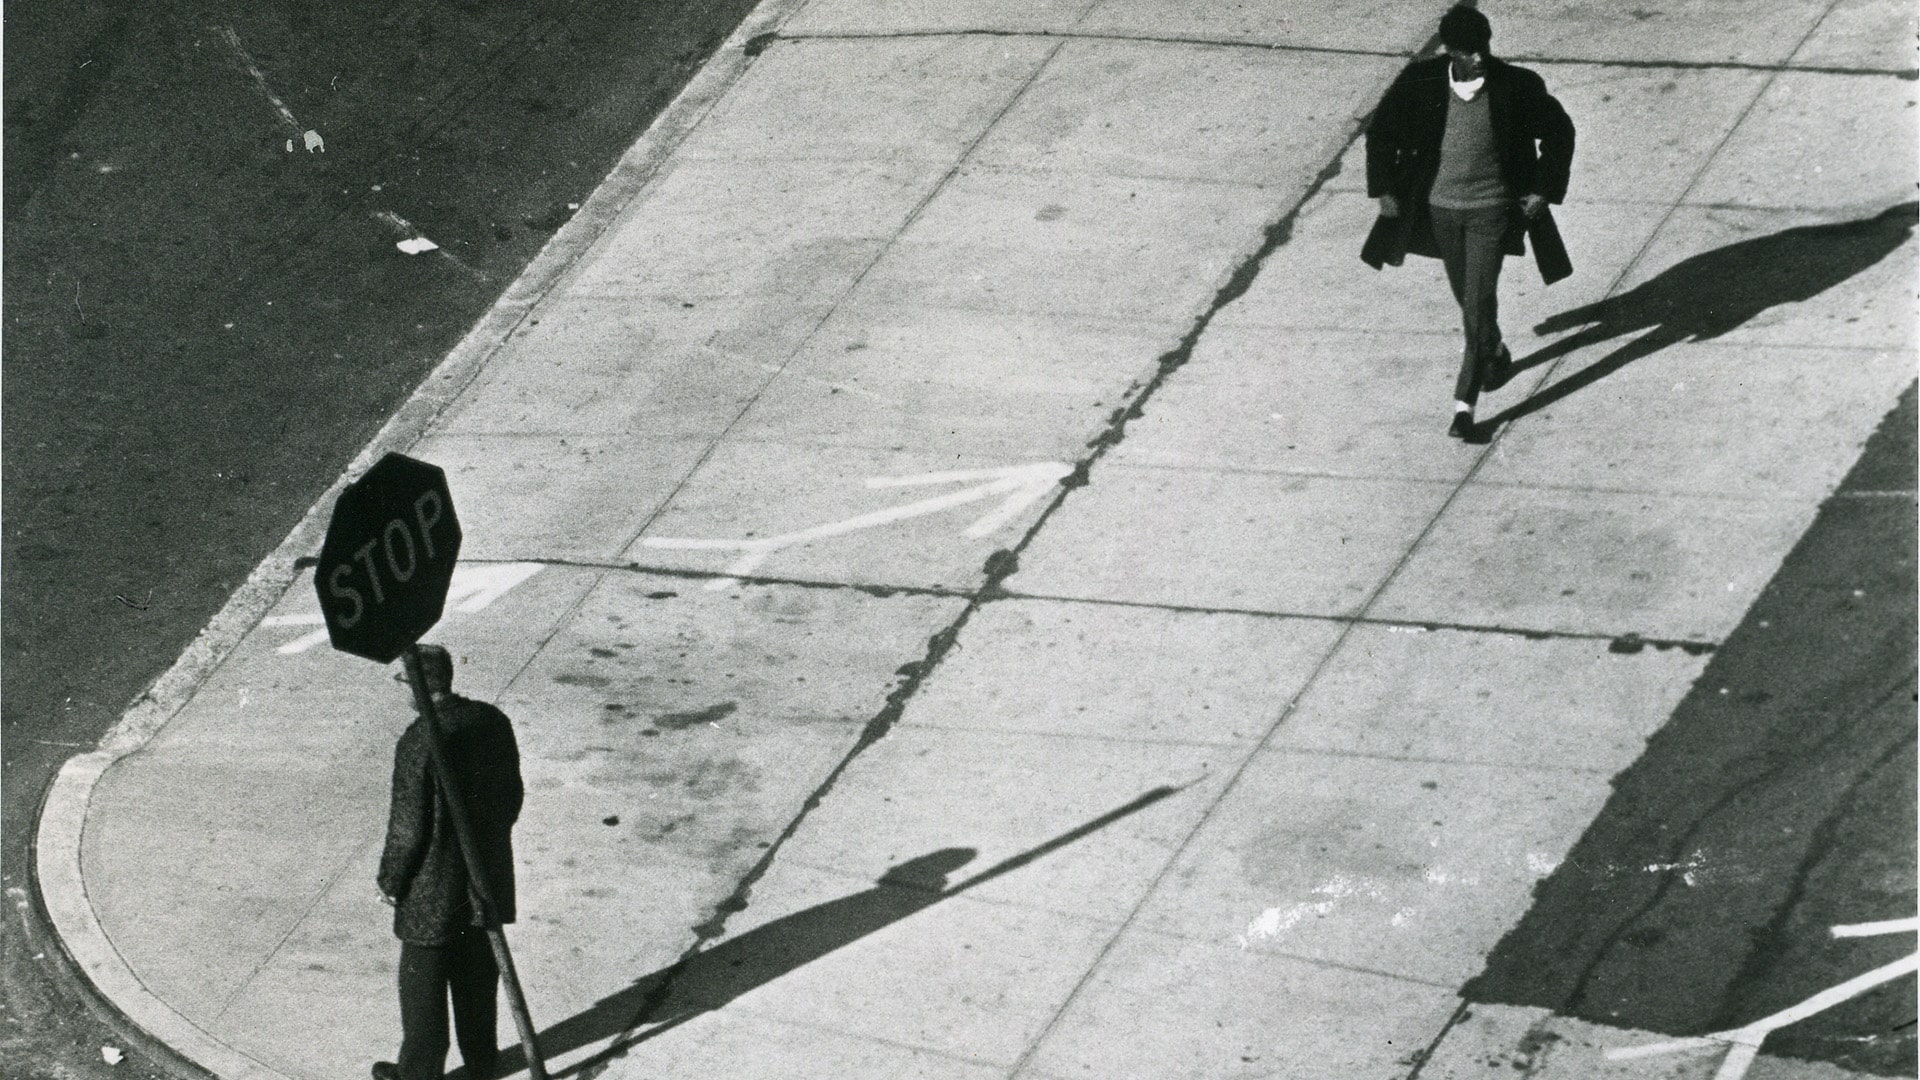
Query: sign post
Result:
<box><xmin>316</xmin><ymin>452</ymin><xmax>547</xmax><ymax>1080</ymax></box>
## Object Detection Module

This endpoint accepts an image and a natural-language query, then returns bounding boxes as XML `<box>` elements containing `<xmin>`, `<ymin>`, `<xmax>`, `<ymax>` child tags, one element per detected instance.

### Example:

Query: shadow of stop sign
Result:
<box><xmin>316</xmin><ymin>453</ymin><xmax>463</xmax><ymax>663</ymax></box>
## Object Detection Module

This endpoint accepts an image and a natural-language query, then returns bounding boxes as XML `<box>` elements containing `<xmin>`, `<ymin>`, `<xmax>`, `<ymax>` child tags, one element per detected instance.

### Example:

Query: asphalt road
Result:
<box><xmin>1</xmin><ymin>2</ymin><xmax>755</xmax><ymax>1076</ymax></box>
<box><xmin>1469</xmin><ymin>386</ymin><xmax>1918</xmax><ymax>1076</ymax></box>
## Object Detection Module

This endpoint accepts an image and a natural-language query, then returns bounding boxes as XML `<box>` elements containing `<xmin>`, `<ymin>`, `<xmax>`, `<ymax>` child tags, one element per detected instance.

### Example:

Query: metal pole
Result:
<box><xmin>403</xmin><ymin>645</ymin><xmax>548</xmax><ymax>1080</ymax></box>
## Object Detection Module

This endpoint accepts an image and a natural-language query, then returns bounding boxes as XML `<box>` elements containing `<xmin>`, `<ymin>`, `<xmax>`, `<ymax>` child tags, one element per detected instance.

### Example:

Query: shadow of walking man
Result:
<box><xmin>1488</xmin><ymin>201</ymin><xmax>1917</xmax><ymax>429</ymax></box>
<box><xmin>482</xmin><ymin>785</ymin><xmax>1181</xmax><ymax>1079</ymax></box>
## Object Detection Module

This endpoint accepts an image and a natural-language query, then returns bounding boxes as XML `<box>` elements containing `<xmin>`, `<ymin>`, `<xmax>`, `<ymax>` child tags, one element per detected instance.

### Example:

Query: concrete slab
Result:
<box><xmin>83</xmin><ymin>759</ymin><xmax>379</xmax><ymax>1024</ymax></box>
<box><xmin>627</xmin><ymin>441</ymin><xmax>1071</xmax><ymax>589</ymax></box>
<box><xmin>1792</xmin><ymin>0</ymin><xmax>1920</xmax><ymax>72</ymax></box>
<box><xmin>1269</xmin><ymin>625</ymin><xmax>1707</xmax><ymax>771</ymax></box>
<box><xmin>729</xmin><ymin>303</ymin><xmax>1179</xmax><ymax>459</ymax></box>
<box><xmin>661</xmin><ymin>858</ymin><xmax>1116</xmax><ymax>1067</ymax></box>
<box><xmin>1021</xmin><ymin>927</ymin><xmax>1461</xmax><ymax>1080</ymax></box>
<box><xmin>1007</xmin><ymin>465</ymin><xmax>1456</xmax><ymax>615</ymax></box>
<box><xmin>1108</xmin><ymin>326</ymin><xmax>1483</xmax><ymax>482</ymax></box>
<box><xmin>969</xmin><ymin>40</ymin><xmax>1395</xmax><ymax>186</ymax></box>
<box><xmin>566</xmin><ymin>157</ymin><xmax>938</xmax><ymax>303</ymax></box>
<box><xmin>856</xmin><ymin>165</ymin><xmax>1275</xmax><ymax>323</ymax></box>
<box><xmin>1418</xmin><ymin>1002</ymin><xmax>1873</xmax><ymax>1078</ymax></box>
<box><xmin>1213</xmin><ymin>186</ymin><xmax>1675</xmax><ymax>352</ymax></box>
<box><xmin>1594</xmin><ymin>204</ymin><xmax>1918</xmax><ymax>355</ymax></box>
<box><xmin>508</xmin><ymin>787</ymin><xmax>733</xmax><ymax>956</ymax></box>
<box><xmin>408</xmin><ymin>432</ymin><xmax>712</xmax><ymax>562</ymax></box>
<box><xmin>1481</xmin><ymin>341</ymin><xmax>1914</xmax><ymax>499</ymax></box>
<box><xmin>483</xmin><ymin>574</ymin><xmax>970</xmax><ymax>1063</ymax></box>
<box><xmin>1528</xmin><ymin>64</ymin><xmax>1769</xmax><ymax>206</ymax></box>
<box><xmin>495</xmin><ymin>571</ymin><xmax>963</xmax><ymax>730</ymax></box>
<box><xmin>208</xmin><ymin>844</ymin><xmax>398</xmax><ymax>1080</ymax></box>
<box><xmin>673</xmin><ymin>36</ymin><xmax>1053</xmax><ymax>165</ymax></box>
<box><xmin>905</xmin><ymin>597</ymin><xmax>1343</xmax><ymax>745</ymax></box>
<box><xmin>781</xmin><ymin>0</ymin><xmax>1095</xmax><ymax>37</ymax></box>
<box><xmin>436</xmin><ymin>297</ymin><xmax>832</xmax><ymax>438</ymax></box>
<box><xmin>1131</xmin><ymin>749</ymin><xmax>1615</xmax><ymax>986</ymax></box>
<box><xmin>1074</xmin><ymin>0</ymin><xmax>1440</xmax><ymax>54</ymax></box>
<box><xmin>1369</xmin><ymin>485</ymin><xmax>1813</xmax><ymax>642</ymax></box>
<box><xmin>760</xmin><ymin>722</ymin><xmax>1228</xmax><ymax>924</ymax></box>
<box><xmin>1488</xmin><ymin>0</ymin><xmax>1831</xmax><ymax>67</ymax></box>
<box><xmin>1685</xmin><ymin>72</ymin><xmax>1918</xmax><ymax>211</ymax></box>
<box><xmin>603</xmin><ymin>1004</ymin><xmax>1007</xmax><ymax>1080</ymax></box>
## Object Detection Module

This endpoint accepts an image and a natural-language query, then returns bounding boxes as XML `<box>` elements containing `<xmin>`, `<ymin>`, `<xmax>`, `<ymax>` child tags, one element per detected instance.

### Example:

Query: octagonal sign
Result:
<box><xmin>314</xmin><ymin>452</ymin><xmax>463</xmax><ymax>663</ymax></box>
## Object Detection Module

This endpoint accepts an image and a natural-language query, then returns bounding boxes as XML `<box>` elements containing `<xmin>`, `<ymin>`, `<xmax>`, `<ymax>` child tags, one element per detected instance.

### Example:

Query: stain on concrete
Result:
<box><xmin>656</xmin><ymin>701</ymin><xmax>736</xmax><ymax>730</ymax></box>
<box><xmin>555</xmin><ymin>672</ymin><xmax>612</xmax><ymax>688</ymax></box>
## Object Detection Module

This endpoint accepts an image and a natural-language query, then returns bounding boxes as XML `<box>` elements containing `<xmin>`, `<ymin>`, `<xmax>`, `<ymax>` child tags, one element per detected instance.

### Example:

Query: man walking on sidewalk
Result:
<box><xmin>1363</xmin><ymin>4</ymin><xmax>1576</xmax><ymax>438</ymax></box>
<box><xmin>374</xmin><ymin>645</ymin><xmax>524</xmax><ymax>1080</ymax></box>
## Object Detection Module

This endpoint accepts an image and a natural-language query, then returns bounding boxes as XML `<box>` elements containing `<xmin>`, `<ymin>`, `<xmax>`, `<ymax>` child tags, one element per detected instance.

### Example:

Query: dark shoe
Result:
<box><xmin>1484</xmin><ymin>344</ymin><xmax>1514</xmax><ymax>391</ymax></box>
<box><xmin>1448</xmin><ymin>412</ymin><xmax>1476</xmax><ymax>439</ymax></box>
<box><xmin>461</xmin><ymin>1054</ymin><xmax>500</xmax><ymax>1080</ymax></box>
<box><xmin>371</xmin><ymin>1064</ymin><xmax>401</xmax><ymax>1080</ymax></box>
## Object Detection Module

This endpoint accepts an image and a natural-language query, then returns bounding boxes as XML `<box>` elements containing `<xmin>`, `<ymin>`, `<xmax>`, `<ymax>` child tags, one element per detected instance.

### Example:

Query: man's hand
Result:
<box><xmin>1521</xmin><ymin>194</ymin><xmax>1548</xmax><ymax>219</ymax></box>
<box><xmin>1377</xmin><ymin>195</ymin><xmax>1401</xmax><ymax>218</ymax></box>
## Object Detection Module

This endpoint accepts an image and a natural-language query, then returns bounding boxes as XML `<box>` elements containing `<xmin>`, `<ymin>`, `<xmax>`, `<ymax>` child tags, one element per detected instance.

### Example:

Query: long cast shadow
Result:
<box><xmin>484</xmin><ymin>784</ymin><xmax>1183</xmax><ymax>1078</ymax></box>
<box><xmin>1486</xmin><ymin>201</ymin><xmax>1916</xmax><ymax>429</ymax></box>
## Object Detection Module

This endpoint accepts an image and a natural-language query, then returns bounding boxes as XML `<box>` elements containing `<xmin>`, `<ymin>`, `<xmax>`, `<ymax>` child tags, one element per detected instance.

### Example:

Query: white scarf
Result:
<box><xmin>1449</xmin><ymin>70</ymin><xmax>1485</xmax><ymax>101</ymax></box>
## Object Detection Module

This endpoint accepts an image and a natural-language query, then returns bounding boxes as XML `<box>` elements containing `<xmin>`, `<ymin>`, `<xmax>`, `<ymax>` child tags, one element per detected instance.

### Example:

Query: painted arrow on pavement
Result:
<box><xmin>640</xmin><ymin>461</ymin><xmax>1072</xmax><ymax>589</ymax></box>
<box><xmin>266</xmin><ymin>562</ymin><xmax>544</xmax><ymax>654</ymax></box>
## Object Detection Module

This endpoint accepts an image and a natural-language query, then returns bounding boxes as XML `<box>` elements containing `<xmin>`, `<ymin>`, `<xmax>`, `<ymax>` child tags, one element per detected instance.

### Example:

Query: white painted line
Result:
<box><xmin>218</xmin><ymin>28</ymin><xmax>322</xmax><ymax>152</ymax></box>
<box><xmin>275</xmin><ymin>629</ymin><xmax>331</xmax><ymax>655</ymax></box>
<box><xmin>1832</xmin><ymin>916</ymin><xmax>1920</xmax><ymax>938</ymax></box>
<box><xmin>1714</xmin><ymin>1042</ymin><xmax>1762</xmax><ymax>1080</ymax></box>
<box><xmin>641</xmin><ymin>463</ymin><xmax>1069</xmax><ymax>589</ymax></box>
<box><xmin>1608</xmin><ymin>950</ymin><xmax>1920</xmax><ymax>1080</ymax></box>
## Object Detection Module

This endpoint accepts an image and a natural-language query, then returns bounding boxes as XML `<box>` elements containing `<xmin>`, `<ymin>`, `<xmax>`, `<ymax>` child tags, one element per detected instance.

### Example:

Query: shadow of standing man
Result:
<box><xmin>482</xmin><ymin>783</ymin><xmax>1183</xmax><ymax>1078</ymax></box>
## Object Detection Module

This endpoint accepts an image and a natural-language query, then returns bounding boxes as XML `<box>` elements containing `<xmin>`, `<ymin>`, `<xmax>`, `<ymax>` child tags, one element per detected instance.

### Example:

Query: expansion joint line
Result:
<box><xmin>771</xmin><ymin>27</ymin><xmax>1411</xmax><ymax>62</ymax></box>
<box><xmin>611</xmin><ymin>38</ymin><xmax>1082</xmax><ymax>1044</ymax></box>
<box><xmin>613</xmin><ymin>37</ymin><xmax>1070</xmax><ymax>554</ymax></box>
<box><xmin>763</xmin><ymin>30</ymin><xmax>1916</xmax><ymax>80</ymax></box>
<box><xmin>1004</xmin><ymin>17</ymin><xmax>1459</xmax><ymax>1074</ymax></box>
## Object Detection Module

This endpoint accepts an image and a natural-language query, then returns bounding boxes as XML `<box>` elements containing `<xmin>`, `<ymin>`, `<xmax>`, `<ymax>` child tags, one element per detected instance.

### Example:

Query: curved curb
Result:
<box><xmin>30</xmin><ymin>1</ymin><xmax>806</xmax><ymax>1076</ymax></box>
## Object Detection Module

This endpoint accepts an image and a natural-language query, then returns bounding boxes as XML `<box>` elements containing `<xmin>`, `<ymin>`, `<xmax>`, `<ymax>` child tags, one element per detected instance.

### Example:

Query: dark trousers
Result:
<box><xmin>398</xmin><ymin>927</ymin><xmax>500</xmax><ymax>1080</ymax></box>
<box><xmin>1429</xmin><ymin>203</ymin><xmax>1510</xmax><ymax>406</ymax></box>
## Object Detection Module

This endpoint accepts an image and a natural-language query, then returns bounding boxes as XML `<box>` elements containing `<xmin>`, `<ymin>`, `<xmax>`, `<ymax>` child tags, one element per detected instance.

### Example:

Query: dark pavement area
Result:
<box><xmin>1468</xmin><ymin>384</ymin><xmax>1919</xmax><ymax>1076</ymax></box>
<box><xmin>1</xmin><ymin>2</ymin><xmax>756</xmax><ymax>1075</ymax></box>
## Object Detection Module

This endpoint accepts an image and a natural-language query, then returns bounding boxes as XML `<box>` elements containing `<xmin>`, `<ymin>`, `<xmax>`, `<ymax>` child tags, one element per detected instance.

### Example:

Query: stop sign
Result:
<box><xmin>314</xmin><ymin>452</ymin><xmax>463</xmax><ymax>663</ymax></box>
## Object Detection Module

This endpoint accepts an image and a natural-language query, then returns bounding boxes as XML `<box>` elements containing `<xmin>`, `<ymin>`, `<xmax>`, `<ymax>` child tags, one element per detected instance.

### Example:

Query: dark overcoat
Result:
<box><xmin>378</xmin><ymin>696</ymin><xmax>523</xmax><ymax>946</ymax></box>
<box><xmin>1361</xmin><ymin>55</ymin><xmax>1576</xmax><ymax>283</ymax></box>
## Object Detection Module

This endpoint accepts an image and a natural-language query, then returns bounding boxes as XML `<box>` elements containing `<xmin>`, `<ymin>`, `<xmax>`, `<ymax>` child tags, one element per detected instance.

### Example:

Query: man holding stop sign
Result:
<box><xmin>314</xmin><ymin>453</ymin><xmax>547</xmax><ymax>1080</ymax></box>
<box><xmin>375</xmin><ymin>644</ymin><xmax>523</xmax><ymax>1080</ymax></box>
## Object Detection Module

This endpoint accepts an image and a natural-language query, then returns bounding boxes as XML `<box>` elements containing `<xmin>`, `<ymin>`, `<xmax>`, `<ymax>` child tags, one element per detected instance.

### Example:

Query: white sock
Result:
<box><xmin>1454</xmin><ymin>400</ymin><xmax>1474</xmax><ymax>414</ymax></box>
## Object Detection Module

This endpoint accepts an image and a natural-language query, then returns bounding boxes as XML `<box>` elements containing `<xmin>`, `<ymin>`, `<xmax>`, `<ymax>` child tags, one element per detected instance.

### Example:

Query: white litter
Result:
<box><xmin>102</xmin><ymin>1046</ymin><xmax>124</xmax><ymax>1065</ymax></box>
<box><xmin>396</xmin><ymin>237</ymin><xmax>439</xmax><ymax>255</ymax></box>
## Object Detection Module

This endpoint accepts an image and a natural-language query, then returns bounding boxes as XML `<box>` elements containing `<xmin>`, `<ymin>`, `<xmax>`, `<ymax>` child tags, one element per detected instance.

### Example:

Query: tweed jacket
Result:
<box><xmin>378</xmin><ymin>695</ymin><xmax>523</xmax><ymax>946</ymax></box>
<box><xmin>1361</xmin><ymin>54</ymin><xmax>1575</xmax><ymax>280</ymax></box>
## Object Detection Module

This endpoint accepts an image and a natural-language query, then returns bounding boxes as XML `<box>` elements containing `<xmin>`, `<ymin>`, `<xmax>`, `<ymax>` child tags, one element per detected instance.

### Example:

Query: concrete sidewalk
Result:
<box><xmin>38</xmin><ymin>0</ymin><xmax>1916</xmax><ymax>1078</ymax></box>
